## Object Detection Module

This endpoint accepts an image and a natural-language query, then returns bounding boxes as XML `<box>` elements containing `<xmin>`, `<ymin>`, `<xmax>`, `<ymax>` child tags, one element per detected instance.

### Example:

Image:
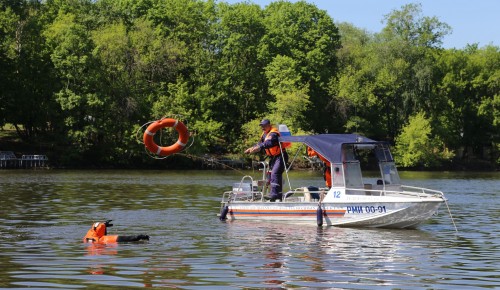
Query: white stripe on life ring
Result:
<box><xmin>176</xmin><ymin>140</ymin><xmax>187</xmax><ymax>147</ymax></box>
<box><xmin>145</xmin><ymin>130</ymin><xmax>154</xmax><ymax>136</ymax></box>
<box><xmin>156</xmin><ymin>147</ymin><xmax>162</xmax><ymax>155</ymax></box>
<box><xmin>173</xmin><ymin>119</ymin><xmax>179</xmax><ymax>128</ymax></box>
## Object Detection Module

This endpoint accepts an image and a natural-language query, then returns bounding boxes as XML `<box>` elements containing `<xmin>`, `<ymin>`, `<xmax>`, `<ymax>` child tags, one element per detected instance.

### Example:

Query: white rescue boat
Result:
<box><xmin>219</xmin><ymin>134</ymin><xmax>452</xmax><ymax>229</ymax></box>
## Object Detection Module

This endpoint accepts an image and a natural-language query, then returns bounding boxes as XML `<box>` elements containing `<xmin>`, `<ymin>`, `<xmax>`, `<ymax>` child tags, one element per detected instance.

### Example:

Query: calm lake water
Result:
<box><xmin>0</xmin><ymin>169</ymin><xmax>498</xmax><ymax>289</ymax></box>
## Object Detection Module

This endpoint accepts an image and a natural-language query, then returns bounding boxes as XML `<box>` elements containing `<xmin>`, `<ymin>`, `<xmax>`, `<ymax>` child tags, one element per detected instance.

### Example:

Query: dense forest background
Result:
<box><xmin>0</xmin><ymin>0</ymin><xmax>498</xmax><ymax>169</ymax></box>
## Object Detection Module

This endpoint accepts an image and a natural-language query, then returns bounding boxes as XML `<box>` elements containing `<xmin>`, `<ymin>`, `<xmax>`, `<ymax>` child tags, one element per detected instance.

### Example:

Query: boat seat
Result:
<box><xmin>303</xmin><ymin>186</ymin><xmax>320</xmax><ymax>201</ymax></box>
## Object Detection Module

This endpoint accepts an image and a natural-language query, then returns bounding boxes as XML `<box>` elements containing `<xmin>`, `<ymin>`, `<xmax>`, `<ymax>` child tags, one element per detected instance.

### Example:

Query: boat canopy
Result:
<box><xmin>279</xmin><ymin>134</ymin><xmax>384</xmax><ymax>163</ymax></box>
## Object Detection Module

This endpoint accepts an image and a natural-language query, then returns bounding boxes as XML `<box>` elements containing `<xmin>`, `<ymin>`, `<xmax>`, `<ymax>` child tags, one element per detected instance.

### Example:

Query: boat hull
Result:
<box><xmin>224</xmin><ymin>199</ymin><xmax>443</xmax><ymax>229</ymax></box>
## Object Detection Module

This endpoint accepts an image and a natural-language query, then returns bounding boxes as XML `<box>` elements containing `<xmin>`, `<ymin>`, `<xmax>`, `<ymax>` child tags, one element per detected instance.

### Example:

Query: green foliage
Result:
<box><xmin>381</xmin><ymin>3</ymin><xmax>451</xmax><ymax>48</ymax></box>
<box><xmin>260</xmin><ymin>0</ymin><xmax>341</xmax><ymax>132</ymax></box>
<box><xmin>0</xmin><ymin>0</ymin><xmax>497</xmax><ymax>169</ymax></box>
<box><xmin>238</xmin><ymin>119</ymin><xmax>265</xmax><ymax>155</ymax></box>
<box><xmin>265</xmin><ymin>55</ymin><xmax>310</xmax><ymax>130</ymax></box>
<box><xmin>435</xmin><ymin>45</ymin><xmax>499</xmax><ymax>164</ymax></box>
<box><xmin>394</xmin><ymin>112</ymin><xmax>454</xmax><ymax>167</ymax></box>
<box><xmin>0</xmin><ymin>1</ymin><xmax>59</xmax><ymax>139</ymax></box>
<box><xmin>206</xmin><ymin>1</ymin><xmax>266</xmax><ymax>143</ymax></box>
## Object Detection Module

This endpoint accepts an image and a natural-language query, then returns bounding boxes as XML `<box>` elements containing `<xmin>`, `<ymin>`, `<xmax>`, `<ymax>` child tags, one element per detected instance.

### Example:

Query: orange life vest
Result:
<box><xmin>83</xmin><ymin>222</ymin><xmax>119</xmax><ymax>243</ymax></box>
<box><xmin>260</xmin><ymin>127</ymin><xmax>282</xmax><ymax>156</ymax></box>
<box><xmin>83</xmin><ymin>221</ymin><xmax>149</xmax><ymax>244</ymax></box>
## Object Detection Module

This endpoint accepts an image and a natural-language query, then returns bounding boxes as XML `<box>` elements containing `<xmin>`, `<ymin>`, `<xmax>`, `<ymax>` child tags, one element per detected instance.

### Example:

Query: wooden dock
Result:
<box><xmin>0</xmin><ymin>151</ymin><xmax>49</xmax><ymax>169</ymax></box>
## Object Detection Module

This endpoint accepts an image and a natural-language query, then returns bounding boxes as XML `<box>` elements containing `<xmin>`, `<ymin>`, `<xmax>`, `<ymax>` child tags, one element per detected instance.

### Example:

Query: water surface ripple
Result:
<box><xmin>0</xmin><ymin>170</ymin><xmax>498</xmax><ymax>289</ymax></box>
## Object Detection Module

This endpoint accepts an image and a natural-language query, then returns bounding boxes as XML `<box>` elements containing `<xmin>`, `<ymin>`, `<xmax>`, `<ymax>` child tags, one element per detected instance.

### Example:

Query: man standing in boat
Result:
<box><xmin>245</xmin><ymin>119</ymin><xmax>288</xmax><ymax>201</ymax></box>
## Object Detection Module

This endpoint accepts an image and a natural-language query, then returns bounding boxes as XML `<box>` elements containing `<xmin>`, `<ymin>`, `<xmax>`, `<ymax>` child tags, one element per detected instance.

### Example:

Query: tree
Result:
<box><xmin>329</xmin><ymin>23</ymin><xmax>380</xmax><ymax>136</ymax></box>
<box><xmin>394</xmin><ymin>112</ymin><xmax>454</xmax><ymax>168</ymax></box>
<box><xmin>381</xmin><ymin>3</ymin><xmax>451</xmax><ymax>48</ymax></box>
<box><xmin>330</xmin><ymin>3</ymin><xmax>452</xmax><ymax>141</ymax></box>
<box><xmin>0</xmin><ymin>0</ymin><xmax>496</xmax><ymax>169</ymax></box>
<box><xmin>259</xmin><ymin>0</ymin><xmax>340</xmax><ymax>132</ymax></box>
<box><xmin>0</xmin><ymin>3</ymin><xmax>18</xmax><ymax>126</ymax></box>
<box><xmin>1</xmin><ymin>1</ymin><xmax>58</xmax><ymax>140</ymax></box>
<box><xmin>43</xmin><ymin>10</ymin><xmax>100</xmax><ymax>158</ymax></box>
<box><xmin>436</xmin><ymin>45</ymin><xmax>500</xmax><ymax>164</ymax></box>
<box><xmin>203</xmin><ymin>2</ymin><xmax>266</xmax><ymax>148</ymax></box>
<box><xmin>371</xmin><ymin>3</ymin><xmax>451</xmax><ymax>140</ymax></box>
<box><xmin>264</xmin><ymin>54</ymin><xmax>310</xmax><ymax>131</ymax></box>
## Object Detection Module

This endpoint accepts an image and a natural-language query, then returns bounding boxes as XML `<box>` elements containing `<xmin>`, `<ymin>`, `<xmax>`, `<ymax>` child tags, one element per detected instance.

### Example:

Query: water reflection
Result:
<box><xmin>223</xmin><ymin>221</ymin><xmax>449</xmax><ymax>288</ymax></box>
<box><xmin>0</xmin><ymin>170</ymin><xmax>498</xmax><ymax>288</ymax></box>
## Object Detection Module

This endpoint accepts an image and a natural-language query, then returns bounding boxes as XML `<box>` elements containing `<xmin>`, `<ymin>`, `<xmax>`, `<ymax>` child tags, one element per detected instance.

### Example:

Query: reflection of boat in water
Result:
<box><xmin>220</xmin><ymin>134</ymin><xmax>451</xmax><ymax>229</ymax></box>
<box><xmin>224</xmin><ymin>220</ymin><xmax>439</xmax><ymax>256</ymax></box>
<box><xmin>222</xmin><ymin>220</ymin><xmax>444</xmax><ymax>283</ymax></box>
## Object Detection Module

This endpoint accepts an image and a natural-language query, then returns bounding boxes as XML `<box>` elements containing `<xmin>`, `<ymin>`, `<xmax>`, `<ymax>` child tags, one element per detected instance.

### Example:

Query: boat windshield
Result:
<box><xmin>380</xmin><ymin>162</ymin><xmax>401</xmax><ymax>185</ymax></box>
<box><xmin>338</xmin><ymin>143</ymin><xmax>401</xmax><ymax>192</ymax></box>
<box><xmin>280</xmin><ymin>134</ymin><xmax>402</xmax><ymax>192</ymax></box>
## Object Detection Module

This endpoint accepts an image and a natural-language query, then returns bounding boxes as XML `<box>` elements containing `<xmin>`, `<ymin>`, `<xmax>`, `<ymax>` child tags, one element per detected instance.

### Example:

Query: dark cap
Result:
<box><xmin>259</xmin><ymin>119</ymin><xmax>271</xmax><ymax>126</ymax></box>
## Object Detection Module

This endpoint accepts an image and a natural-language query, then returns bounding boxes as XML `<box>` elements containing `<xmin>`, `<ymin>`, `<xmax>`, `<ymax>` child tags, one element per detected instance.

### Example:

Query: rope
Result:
<box><xmin>177</xmin><ymin>153</ymin><xmax>246</xmax><ymax>175</ymax></box>
<box><xmin>444</xmin><ymin>197</ymin><xmax>458</xmax><ymax>233</ymax></box>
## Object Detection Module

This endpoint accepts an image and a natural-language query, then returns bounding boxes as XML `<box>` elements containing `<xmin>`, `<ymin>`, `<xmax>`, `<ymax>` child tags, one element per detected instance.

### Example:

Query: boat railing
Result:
<box><xmin>344</xmin><ymin>185</ymin><xmax>444</xmax><ymax>198</ymax></box>
<box><xmin>400</xmin><ymin>185</ymin><xmax>445</xmax><ymax>198</ymax></box>
<box><xmin>221</xmin><ymin>175</ymin><xmax>265</xmax><ymax>202</ymax></box>
<box><xmin>222</xmin><ymin>189</ymin><xmax>264</xmax><ymax>202</ymax></box>
<box><xmin>345</xmin><ymin>187</ymin><xmax>385</xmax><ymax>196</ymax></box>
<box><xmin>222</xmin><ymin>186</ymin><xmax>327</xmax><ymax>203</ymax></box>
<box><xmin>222</xmin><ymin>185</ymin><xmax>445</xmax><ymax>203</ymax></box>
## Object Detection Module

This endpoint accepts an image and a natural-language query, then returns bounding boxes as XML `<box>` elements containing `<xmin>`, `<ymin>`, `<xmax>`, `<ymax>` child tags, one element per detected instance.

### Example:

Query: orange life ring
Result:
<box><xmin>143</xmin><ymin>118</ymin><xmax>189</xmax><ymax>156</ymax></box>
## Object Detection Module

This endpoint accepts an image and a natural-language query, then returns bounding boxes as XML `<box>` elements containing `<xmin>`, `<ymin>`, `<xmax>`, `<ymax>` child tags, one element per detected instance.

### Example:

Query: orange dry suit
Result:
<box><xmin>83</xmin><ymin>220</ymin><xmax>149</xmax><ymax>244</ymax></box>
<box><xmin>307</xmin><ymin>147</ymin><xmax>332</xmax><ymax>188</ymax></box>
